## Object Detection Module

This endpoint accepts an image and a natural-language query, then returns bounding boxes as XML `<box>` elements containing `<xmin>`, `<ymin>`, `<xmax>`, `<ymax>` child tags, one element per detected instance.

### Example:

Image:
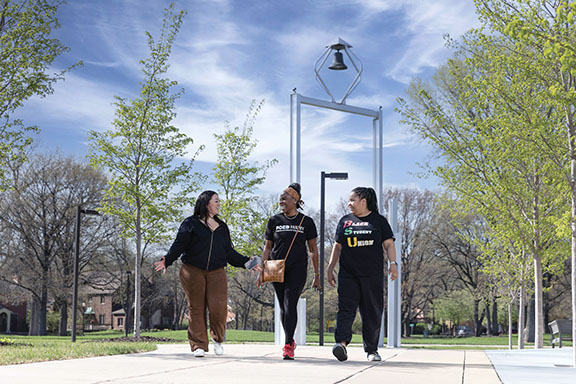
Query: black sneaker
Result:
<box><xmin>332</xmin><ymin>343</ymin><xmax>348</xmax><ymax>361</ymax></box>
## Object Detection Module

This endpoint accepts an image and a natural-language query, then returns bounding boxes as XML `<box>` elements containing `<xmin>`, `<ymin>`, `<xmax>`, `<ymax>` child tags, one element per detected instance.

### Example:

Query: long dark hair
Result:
<box><xmin>351</xmin><ymin>187</ymin><xmax>378</xmax><ymax>213</ymax></box>
<box><xmin>194</xmin><ymin>190</ymin><xmax>224</xmax><ymax>225</ymax></box>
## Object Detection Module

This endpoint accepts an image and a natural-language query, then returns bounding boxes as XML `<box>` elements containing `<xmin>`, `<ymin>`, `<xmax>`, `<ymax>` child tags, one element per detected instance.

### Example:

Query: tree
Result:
<box><xmin>0</xmin><ymin>152</ymin><xmax>107</xmax><ymax>335</ymax></box>
<box><xmin>473</xmin><ymin>0</ymin><xmax>576</xmax><ymax>366</ymax></box>
<box><xmin>381</xmin><ymin>188</ymin><xmax>450</xmax><ymax>336</ymax></box>
<box><xmin>212</xmin><ymin>99</ymin><xmax>277</xmax><ymax>256</ymax></box>
<box><xmin>0</xmin><ymin>0</ymin><xmax>79</xmax><ymax>189</ymax></box>
<box><xmin>398</xmin><ymin>25</ymin><xmax>567</xmax><ymax>347</ymax></box>
<box><xmin>88</xmin><ymin>5</ymin><xmax>204</xmax><ymax>337</ymax></box>
<box><xmin>481</xmin><ymin>239</ymin><xmax>532</xmax><ymax>348</ymax></box>
<box><xmin>211</xmin><ymin>102</ymin><xmax>278</xmax><ymax>330</ymax></box>
<box><xmin>435</xmin><ymin>289</ymin><xmax>475</xmax><ymax>335</ymax></box>
<box><xmin>426</xmin><ymin>200</ymin><xmax>492</xmax><ymax>337</ymax></box>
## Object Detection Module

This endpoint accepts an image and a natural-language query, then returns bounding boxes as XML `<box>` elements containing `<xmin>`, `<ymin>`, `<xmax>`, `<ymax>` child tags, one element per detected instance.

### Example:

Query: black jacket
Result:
<box><xmin>164</xmin><ymin>216</ymin><xmax>249</xmax><ymax>270</ymax></box>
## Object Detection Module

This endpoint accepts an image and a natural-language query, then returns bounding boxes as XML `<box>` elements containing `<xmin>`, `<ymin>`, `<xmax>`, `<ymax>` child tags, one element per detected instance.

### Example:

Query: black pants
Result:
<box><xmin>273</xmin><ymin>264</ymin><xmax>307</xmax><ymax>345</ymax></box>
<box><xmin>334</xmin><ymin>270</ymin><xmax>384</xmax><ymax>353</ymax></box>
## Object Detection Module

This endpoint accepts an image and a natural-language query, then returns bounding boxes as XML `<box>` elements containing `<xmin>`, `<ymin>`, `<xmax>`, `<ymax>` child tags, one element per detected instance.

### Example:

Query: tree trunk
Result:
<box><xmin>486</xmin><ymin>301</ymin><xmax>492</xmax><ymax>336</ymax></box>
<box><xmin>508</xmin><ymin>300</ymin><xmax>513</xmax><ymax>350</ymax></box>
<box><xmin>533</xmin><ymin>255</ymin><xmax>544</xmax><ymax>348</ymax></box>
<box><xmin>571</xmin><ymin>155</ymin><xmax>576</xmax><ymax>367</ymax></box>
<box><xmin>28</xmin><ymin>296</ymin><xmax>40</xmax><ymax>336</ymax></box>
<box><xmin>39</xmin><ymin>266</ymin><xmax>48</xmax><ymax>335</ymax></box>
<box><xmin>526</xmin><ymin>296</ymin><xmax>535</xmax><ymax>344</ymax></box>
<box><xmin>492</xmin><ymin>299</ymin><xmax>499</xmax><ymax>335</ymax></box>
<box><xmin>473</xmin><ymin>299</ymin><xmax>481</xmax><ymax>336</ymax></box>
<box><xmin>565</xmin><ymin>78</ymin><xmax>576</xmax><ymax>367</ymax></box>
<box><xmin>134</xmin><ymin>204</ymin><xmax>142</xmax><ymax>337</ymax></box>
<box><xmin>58</xmin><ymin>298</ymin><xmax>68</xmax><ymax>336</ymax></box>
<box><xmin>518</xmin><ymin>284</ymin><xmax>525</xmax><ymax>349</ymax></box>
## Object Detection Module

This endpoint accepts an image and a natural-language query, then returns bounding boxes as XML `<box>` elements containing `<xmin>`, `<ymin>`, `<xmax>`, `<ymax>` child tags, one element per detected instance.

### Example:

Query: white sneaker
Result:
<box><xmin>367</xmin><ymin>351</ymin><xmax>381</xmax><ymax>361</ymax></box>
<box><xmin>192</xmin><ymin>348</ymin><xmax>205</xmax><ymax>357</ymax></box>
<box><xmin>213</xmin><ymin>340</ymin><xmax>224</xmax><ymax>356</ymax></box>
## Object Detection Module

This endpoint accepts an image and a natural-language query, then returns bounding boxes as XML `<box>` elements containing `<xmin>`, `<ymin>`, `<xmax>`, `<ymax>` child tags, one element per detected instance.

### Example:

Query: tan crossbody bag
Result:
<box><xmin>262</xmin><ymin>215</ymin><xmax>306</xmax><ymax>283</ymax></box>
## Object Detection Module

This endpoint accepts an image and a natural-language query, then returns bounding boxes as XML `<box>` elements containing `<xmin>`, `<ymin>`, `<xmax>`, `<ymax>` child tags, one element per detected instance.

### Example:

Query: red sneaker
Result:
<box><xmin>282</xmin><ymin>341</ymin><xmax>295</xmax><ymax>360</ymax></box>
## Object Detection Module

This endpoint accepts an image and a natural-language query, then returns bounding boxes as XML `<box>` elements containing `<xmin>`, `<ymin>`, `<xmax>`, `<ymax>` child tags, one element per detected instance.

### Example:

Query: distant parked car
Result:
<box><xmin>457</xmin><ymin>325</ymin><xmax>472</xmax><ymax>337</ymax></box>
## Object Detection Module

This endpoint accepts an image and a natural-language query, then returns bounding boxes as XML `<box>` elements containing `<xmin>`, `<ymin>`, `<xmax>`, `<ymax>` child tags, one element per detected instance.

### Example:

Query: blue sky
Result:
<box><xmin>17</xmin><ymin>0</ymin><xmax>480</xmax><ymax>211</ymax></box>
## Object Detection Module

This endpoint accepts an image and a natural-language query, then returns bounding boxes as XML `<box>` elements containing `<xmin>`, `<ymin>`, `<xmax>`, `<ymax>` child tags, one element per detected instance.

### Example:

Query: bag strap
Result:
<box><xmin>283</xmin><ymin>214</ymin><xmax>306</xmax><ymax>261</ymax></box>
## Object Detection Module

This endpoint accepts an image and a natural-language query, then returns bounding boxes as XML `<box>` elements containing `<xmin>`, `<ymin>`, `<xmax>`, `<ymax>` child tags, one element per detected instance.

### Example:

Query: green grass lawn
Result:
<box><xmin>1</xmin><ymin>330</ymin><xmax>570</xmax><ymax>366</ymax></box>
<box><xmin>0</xmin><ymin>335</ymin><xmax>156</xmax><ymax>366</ymax></box>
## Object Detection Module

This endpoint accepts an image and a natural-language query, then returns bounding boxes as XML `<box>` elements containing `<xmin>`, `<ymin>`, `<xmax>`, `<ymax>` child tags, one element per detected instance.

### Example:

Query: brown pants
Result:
<box><xmin>179</xmin><ymin>264</ymin><xmax>228</xmax><ymax>352</ymax></box>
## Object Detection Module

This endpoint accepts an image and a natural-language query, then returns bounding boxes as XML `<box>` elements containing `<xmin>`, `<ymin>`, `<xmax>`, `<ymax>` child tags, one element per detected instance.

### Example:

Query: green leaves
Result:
<box><xmin>0</xmin><ymin>0</ymin><xmax>79</xmax><ymax>189</ymax></box>
<box><xmin>399</xmin><ymin>1</ymin><xmax>572</xmax><ymax>301</ymax></box>
<box><xmin>88</xmin><ymin>4</ymin><xmax>203</xmax><ymax>248</ymax></box>
<box><xmin>212</xmin><ymin>99</ymin><xmax>277</xmax><ymax>258</ymax></box>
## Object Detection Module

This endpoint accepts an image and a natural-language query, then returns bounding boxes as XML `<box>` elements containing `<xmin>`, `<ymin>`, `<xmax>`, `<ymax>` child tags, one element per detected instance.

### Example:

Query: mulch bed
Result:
<box><xmin>85</xmin><ymin>336</ymin><xmax>181</xmax><ymax>343</ymax></box>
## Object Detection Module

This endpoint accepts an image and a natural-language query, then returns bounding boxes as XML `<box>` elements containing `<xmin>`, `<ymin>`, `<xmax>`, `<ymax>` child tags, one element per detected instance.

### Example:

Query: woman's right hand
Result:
<box><xmin>327</xmin><ymin>267</ymin><xmax>337</xmax><ymax>287</ymax></box>
<box><xmin>153</xmin><ymin>257</ymin><xmax>167</xmax><ymax>274</ymax></box>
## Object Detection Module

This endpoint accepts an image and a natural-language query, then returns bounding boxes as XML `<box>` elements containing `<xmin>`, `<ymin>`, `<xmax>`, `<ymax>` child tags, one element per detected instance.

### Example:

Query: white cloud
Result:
<box><xmin>18</xmin><ymin>72</ymin><xmax>118</xmax><ymax>132</ymax></box>
<box><xmin>26</xmin><ymin>0</ymin><xmax>466</xmax><ymax>208</ymax></box>
<box><xmin>386</xmin><ymin>0</ymin><xmax>479</xmax><ymax>83</ymax></box>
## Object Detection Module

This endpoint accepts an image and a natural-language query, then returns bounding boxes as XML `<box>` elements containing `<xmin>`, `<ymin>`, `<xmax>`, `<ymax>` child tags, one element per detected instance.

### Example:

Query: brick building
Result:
<box><xmin>82</xmin><ymin>286</ymin><xmax>121</xmax><ymax>331</ymax></box>
<box><xmin>0</xmin><ymin>302</ymin><xmax>27</xmax><ymax>334</ymax></box>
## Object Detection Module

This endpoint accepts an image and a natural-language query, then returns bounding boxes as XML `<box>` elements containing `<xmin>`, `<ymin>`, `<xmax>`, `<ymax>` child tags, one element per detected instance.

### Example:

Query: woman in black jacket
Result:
<box><xmin>154</xmin><ymin>190</ymin><xmax>259</xmax><ymax>357</ymax></box>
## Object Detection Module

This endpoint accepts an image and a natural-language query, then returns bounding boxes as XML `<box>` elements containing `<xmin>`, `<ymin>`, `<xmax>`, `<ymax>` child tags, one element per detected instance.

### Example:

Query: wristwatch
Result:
<box><xmin>390</xmin><ymin>261</ymin><xmax>398</xmax><ymax>266</ymax></box>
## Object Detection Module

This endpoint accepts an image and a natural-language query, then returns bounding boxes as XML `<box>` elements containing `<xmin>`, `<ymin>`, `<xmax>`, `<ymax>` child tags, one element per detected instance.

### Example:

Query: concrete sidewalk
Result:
<box><xmin>0</xmin><ymin>344</ymin><xmax>500</xmax><ymax>384</ymax></box>
<box><xmin>486</xmin><ymin>348</ymin><xmax>575</xmax><ymax>384</ymax></box>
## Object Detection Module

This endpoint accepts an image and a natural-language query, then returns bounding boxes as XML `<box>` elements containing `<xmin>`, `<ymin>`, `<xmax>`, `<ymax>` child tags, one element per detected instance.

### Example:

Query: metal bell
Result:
<box><xmin>328</xmin><ymin>50</ymin><xmax>347</xmax><ymax>70</ymax></box>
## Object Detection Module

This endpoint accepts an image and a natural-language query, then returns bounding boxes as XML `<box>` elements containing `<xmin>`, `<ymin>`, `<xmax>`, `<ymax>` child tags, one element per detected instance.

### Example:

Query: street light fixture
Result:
<box><xmin>319</xmin><ymin>171</ymin><xmax>348</xmax><ymax>346</ymax></box>
<box><xmin>71</xmin><ymin>205</ymin><xmax>101</xmax><ymax>342</ymax></box>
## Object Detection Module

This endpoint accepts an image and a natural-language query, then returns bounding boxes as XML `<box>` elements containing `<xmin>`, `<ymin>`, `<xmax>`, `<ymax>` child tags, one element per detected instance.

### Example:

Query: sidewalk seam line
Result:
<box><xmin>461</xmin><ymin>350</ymin><xmax>466</xmax><ymax>384</ymax></box>
<box><xmin>483</xmin><ymin>350</ymin><xmax>504</xmax><ymax>384</ymax></box>
<box><xmin>332</xmin><ymin>353</ymin><xmax>398</xmax><ymax>384</ymax></box>
<box><xmin>89</xmin><ymin>353</ymin><xmax>277</xmax><ymax>384</ymax></box>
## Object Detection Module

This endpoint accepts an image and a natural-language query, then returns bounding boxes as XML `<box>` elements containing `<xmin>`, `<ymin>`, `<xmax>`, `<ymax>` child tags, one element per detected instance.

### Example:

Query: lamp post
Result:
<box><xmin>71</xmin><ymin>205</ymin><xmax>100</xmax><ymax>342</ymax></box>
<box><xmin>319</xmin><ymin>171</ymin><xmax>348</xmax><ymax>346</ymax></box>
<box><xmin>81</xmin><ymin>302</ymin><xmax>86</xmax><ymax>335</ymax></box>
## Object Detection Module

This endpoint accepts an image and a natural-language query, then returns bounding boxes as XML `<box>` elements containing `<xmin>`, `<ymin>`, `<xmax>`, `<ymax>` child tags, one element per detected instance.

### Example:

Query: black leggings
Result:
<box><xmin>273</xmin><ymin>264</ymin><xmax>307</xmax><ymax>345</ymax></box>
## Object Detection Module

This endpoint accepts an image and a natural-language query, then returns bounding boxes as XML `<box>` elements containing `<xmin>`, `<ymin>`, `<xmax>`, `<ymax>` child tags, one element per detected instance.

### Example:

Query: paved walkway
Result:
<box><xmin>2</xmin><ymin>344</ymin><xmax>575</xmax><ymax>383</ymax></box>
<box><xmin>486</xmin><ymin>348</ymin><xmax>575</xmax><ymax>384</ymax></box>
<box><xmin>0</xmin><ymin>344</ymin><xmax>500</xmax><ymax>384</ymax></box>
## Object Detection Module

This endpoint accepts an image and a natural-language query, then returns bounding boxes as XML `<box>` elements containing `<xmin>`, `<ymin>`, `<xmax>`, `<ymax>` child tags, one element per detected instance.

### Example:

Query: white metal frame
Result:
<box><xmin>289</xmin><ymin>90</ymin><xmax>402</xmax><ymax>348</ymax></box>
<box><xmin>290</xmin><ymin>91</ymin><xmax>383</xmax><ymax>211</ymax></box>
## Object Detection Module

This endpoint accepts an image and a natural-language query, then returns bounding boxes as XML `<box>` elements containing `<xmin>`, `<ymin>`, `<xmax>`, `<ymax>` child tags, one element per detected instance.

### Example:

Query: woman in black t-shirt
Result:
<box><xmin>257</xmin><ymin>183</ymin><xmax>320</xmax><ymax>360</ymax></box>
<box><xmin>327</xmin><ymin>187</ymin><xmax>398</xmax><ymax>362</ymax></box>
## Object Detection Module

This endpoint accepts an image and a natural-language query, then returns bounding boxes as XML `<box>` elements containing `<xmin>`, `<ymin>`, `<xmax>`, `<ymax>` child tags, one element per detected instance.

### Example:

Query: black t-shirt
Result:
<box><xmin>265</xmin><ymin>213</ymin><xmax>318</xmax><ymax>268</ymax></box>
<box><xmin>335</xmin><ymin>211</ymin><xmax>394</xmax><ymax>277</ymax></box>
